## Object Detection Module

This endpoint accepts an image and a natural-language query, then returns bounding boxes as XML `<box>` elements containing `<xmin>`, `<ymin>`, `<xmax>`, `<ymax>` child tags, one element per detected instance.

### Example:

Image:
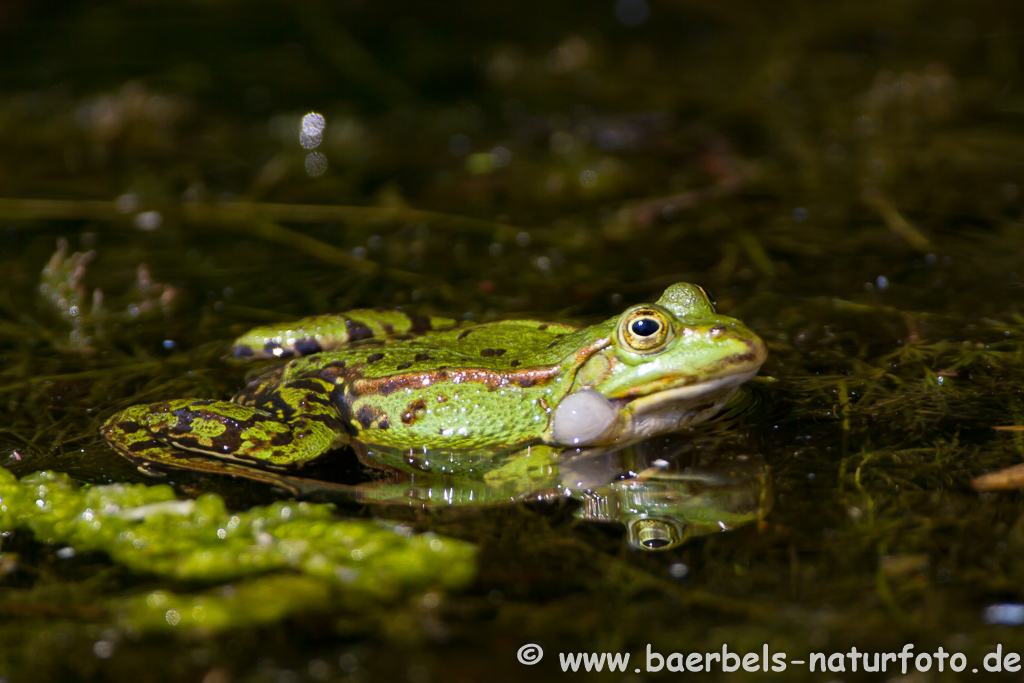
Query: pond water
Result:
<box><xmin>1</xmin><ymin>1</ymin><xmax>1023</xmax><ymax>681</ymax></box>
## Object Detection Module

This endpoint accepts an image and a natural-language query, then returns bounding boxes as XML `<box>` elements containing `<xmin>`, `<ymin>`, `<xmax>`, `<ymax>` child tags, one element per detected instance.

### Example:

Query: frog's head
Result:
<box><xmin>547</xmin><ymin>283</ymin><xmax>766</xmax><ymax>447</ymax></box>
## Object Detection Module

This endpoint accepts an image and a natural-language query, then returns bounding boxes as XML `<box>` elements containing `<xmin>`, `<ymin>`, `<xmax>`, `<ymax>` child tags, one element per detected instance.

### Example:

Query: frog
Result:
<box><xmin>101</xmin><ymin>283</ymin><xmax>767</xmax><ymax>492</ymax></box>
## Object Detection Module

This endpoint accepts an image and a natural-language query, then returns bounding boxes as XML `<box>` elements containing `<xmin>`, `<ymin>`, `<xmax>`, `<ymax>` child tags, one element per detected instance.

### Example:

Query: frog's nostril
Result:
<box><xmin>709</xmin><ymin>324</ymin><xmax>728</xmax><ymax>337</ymax></box>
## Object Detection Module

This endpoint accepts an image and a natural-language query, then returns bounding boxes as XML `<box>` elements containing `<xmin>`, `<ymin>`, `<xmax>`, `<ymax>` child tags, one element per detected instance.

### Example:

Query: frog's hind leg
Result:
<box><xmin>230</xmin><ymin>310</ymin><xmax>459</xmax><ymax>359</ymax></box>
<box><xmin>101</xmin><ymin>394</ymin><xmax>350</xmax><ymax>477</ymax></box>
<box><xmin>104</xmin><ymin>437</ymin><xmax>316</xmax><ymax>494</ymax></box>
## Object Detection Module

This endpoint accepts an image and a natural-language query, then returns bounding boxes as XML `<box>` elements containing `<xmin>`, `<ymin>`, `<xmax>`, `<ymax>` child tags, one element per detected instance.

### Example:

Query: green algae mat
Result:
<box><xmin>0</xmin><ymin>469</ymin><xmax>475</xmax><ymax>633</ymax></box>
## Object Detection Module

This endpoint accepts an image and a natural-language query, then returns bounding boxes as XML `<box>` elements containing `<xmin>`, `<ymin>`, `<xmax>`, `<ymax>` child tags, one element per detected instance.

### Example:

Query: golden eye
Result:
<box><xmin>619</xmin><ymin>307</ymin><xmax>672</xmax><ymax>352</ymax></box>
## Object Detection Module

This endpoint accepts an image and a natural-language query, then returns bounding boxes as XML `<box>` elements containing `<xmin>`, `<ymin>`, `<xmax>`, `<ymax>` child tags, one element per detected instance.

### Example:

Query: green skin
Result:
<box><xmin>102</xmin><ymin>283</ymin><xmax>767</xmax><ymax>486</ymax></box>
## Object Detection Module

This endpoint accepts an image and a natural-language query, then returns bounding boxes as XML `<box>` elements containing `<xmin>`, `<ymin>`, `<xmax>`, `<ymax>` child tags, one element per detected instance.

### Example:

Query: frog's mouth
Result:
<box><xmin>624</xmin><ymin>367</ymin><xmax>760</xmax><ymax>416</ymax></box>
<box><xmin>549</xmin><ymin>368</ymin><xmax>760</xmax><ymax>447</ymax></box>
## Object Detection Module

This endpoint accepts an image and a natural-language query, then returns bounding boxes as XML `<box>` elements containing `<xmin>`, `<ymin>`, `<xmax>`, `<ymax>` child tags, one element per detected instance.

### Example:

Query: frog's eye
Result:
<box><xmin>696</xmin><ymin>285</ymin><xmax>717</xmax><ymax>310</ymax></box>
<box><xmin>618</xmin><ymin>307</ymin><xmax>673</xmax><ymax>352</ymax></box>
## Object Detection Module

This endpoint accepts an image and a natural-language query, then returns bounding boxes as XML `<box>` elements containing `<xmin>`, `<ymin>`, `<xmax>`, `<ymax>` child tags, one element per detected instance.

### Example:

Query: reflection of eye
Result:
<box><xmin>619</xmin><ymin>307</ymin><xmax>672</xmax><ymax>352</ymax></box>
<box><xmin>627</xmin><ymin>517</ymin><xmax>687</xmax><ymax>551</ymax></box>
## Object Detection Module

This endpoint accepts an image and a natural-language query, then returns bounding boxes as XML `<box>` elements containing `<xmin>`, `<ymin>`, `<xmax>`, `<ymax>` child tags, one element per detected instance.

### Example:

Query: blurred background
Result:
<box><xmin>1</xmin><ymin>0</ymin><xmax>1024</xmax><ymax>681</ymax></box>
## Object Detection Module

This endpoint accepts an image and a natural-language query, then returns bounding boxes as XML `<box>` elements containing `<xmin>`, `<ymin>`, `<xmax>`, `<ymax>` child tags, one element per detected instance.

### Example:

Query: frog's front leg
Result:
<box><xmin>102</xmin><ymin>390</ymin><xmax>349</xmax><ymax>475</ymax></box>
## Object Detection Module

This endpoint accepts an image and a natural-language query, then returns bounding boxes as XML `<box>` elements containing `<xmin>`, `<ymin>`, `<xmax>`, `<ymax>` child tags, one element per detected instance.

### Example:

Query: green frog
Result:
<box><xmin>102</xmin><ymin>283</ymin><xmax>766</xmax><ymax>488</ymax></box>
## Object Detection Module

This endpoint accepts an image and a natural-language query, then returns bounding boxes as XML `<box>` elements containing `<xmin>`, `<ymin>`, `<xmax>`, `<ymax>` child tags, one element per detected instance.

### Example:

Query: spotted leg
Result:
<box><xmin>101</xmin><ymin>383</ymin><xmax>350</xmax><ymax>480</ymax></box>
<box><xmin>231</xmin><ymin>309</ymin><xmax>459</xmax><ymax>360</ymax></box>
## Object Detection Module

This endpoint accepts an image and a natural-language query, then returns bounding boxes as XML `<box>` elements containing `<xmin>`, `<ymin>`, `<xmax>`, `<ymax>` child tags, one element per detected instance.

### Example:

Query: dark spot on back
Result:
<box><xmin>286</xmin><ymin>378</ymin><xmax>329</xmax><ymax>394</ymax></box>
<box><xmin>113</xmin><ymin>421</ymin><xmax>145</xmax><ymax>434</ymax></box>
<box><xmin>355</xmin><ymin>405</ymin><xmax>382</xmax><ymax>430</ymax></box>
<box><xmin>366</xmin><ymin>352</ymin><xmax>385</xmax><ymax>363</ymax></box>
<box><xmin>414</xmin><ymin>353</ymin><xmax>431</xmax><ymax>362</ymax></box>
<box><xmin>127</xmin><ymin>438</ymin><xmax>165</xmax><ymax>453</ymax></box>
<box><xmin>457</xmin><ymin>329</ymin><xmax>473</xmax><ymax>340</ymax></box>
<box><xmin>396</xmin><ymin>361</ymin><xmax>413</xmax><ymax>370</ymax></box>
<box><xmin>538</xmin><ymin>324</ymin><xmax>549</xmax><ymax>331</ymax></box>
<box><xmin>345</xmin><ymin>318</ymin><xmax>374</xmax><ymax>341</ymax></box>
<box><xmin>294</xmin><ymin>338</ymin><xmax>322</xmax><ymax>356</ymax></box>
<box><xmin>546</xmin><ymin>334</ymin><xmax>565</xmax><ymax>349</ymax></box>
<box><xmin>378</xmin><ymin>414</ymin><xmax>390</xmax><ymax>430</ymax></box>
<box><xmin>401</xmin><ymin>398</ymin><xmax>428</xmax><ymax>424</ymax></box>
<box><xmin>264</xmin><ymin>341</ymin><xmax>292</xmax><ymax>358</ymax></box>
<box><xmin>406</xmin><ymin>312</ymin><xmax>433</xmax><ymax>334</ymax></box>
<box><xmin>382</xmin><ymin>322</ymin><xmax>395</xmax><ymax>334</ymax></box>
<box><xmin>233</xmin><ymin>345</ymin><xmax>254</xmax><ymax>358</ymax></box>
<box><xmin>481</xmin><ymin>348</ymin><xmax>506</xmax><ymax>357</ymax></box>
<box><xmin>510</xmin><ymin>359</ymin><xmax>521</xmax><ymax>367</ymax></box>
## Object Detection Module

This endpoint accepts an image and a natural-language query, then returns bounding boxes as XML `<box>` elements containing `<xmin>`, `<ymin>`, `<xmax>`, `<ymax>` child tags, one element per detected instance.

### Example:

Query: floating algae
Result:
<box><xmin>0</xmin><ymin>469</ymin><xmax>476</xmax><ymax>632</ymax></box>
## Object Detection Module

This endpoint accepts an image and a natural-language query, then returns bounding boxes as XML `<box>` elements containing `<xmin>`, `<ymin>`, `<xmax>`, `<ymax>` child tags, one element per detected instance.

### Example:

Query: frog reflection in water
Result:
<box><xmin>356</xmin><ymin>433</ymin><xmax>773</xmax><ymax>551</ymax></box>
<box><xmin>103</xmin><ymin>283</ymin><xmax>768</xmax><ymax>549</ymax></box>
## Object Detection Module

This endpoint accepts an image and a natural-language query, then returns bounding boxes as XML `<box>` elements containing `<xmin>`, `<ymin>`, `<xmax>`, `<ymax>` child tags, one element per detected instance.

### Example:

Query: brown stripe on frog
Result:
<box><xmin>348</xmin><ymin>337</ymin><xmax>610</xmax><ymax>398</ymax></box>
<box><xmin>480</xmin><ymin>348</ymin><xmax>506</xmax><ymax>357</ymax></box>
<box><xmin>350</xmin><ymin>365</ymin><xmax>557</xmax><ymax>398</ymax></box>
<box><xmin>456</xmin><ymin>329</ymin><xmax>473</xmax><ymax>341</ymax></box>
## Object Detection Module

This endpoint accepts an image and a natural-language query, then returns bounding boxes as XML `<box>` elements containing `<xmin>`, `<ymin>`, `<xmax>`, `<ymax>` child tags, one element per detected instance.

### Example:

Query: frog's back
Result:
<box><xmin>289</xmin><ymin>318</ymin><xmax>583</xmax><ymax>379</ymax></box>
<box><xmin>271</xmin><ymin>318</ymin><xmax>597</xmax><ymax>452</ymax></box>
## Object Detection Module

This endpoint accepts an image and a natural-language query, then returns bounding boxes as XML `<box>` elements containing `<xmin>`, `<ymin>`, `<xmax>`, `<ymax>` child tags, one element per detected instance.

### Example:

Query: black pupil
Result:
<box><xmin>631</xmin><ymin>318</ymin><xmax>660</xmax><ymax>337</ymax></box>
<box><xmin>643</xmin><ymin>538</ymin><xmax>671</xmax><ymax>549</ymax></box>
